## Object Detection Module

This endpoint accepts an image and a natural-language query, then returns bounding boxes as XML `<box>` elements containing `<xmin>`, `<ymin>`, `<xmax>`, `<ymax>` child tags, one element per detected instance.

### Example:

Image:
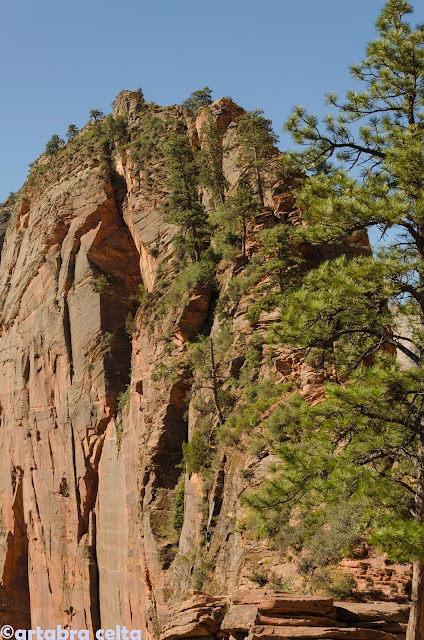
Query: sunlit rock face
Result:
<box><xmin>0</xmin><ymin>92</ymin><xmax>405</xmax><ymax>638</ymax></box>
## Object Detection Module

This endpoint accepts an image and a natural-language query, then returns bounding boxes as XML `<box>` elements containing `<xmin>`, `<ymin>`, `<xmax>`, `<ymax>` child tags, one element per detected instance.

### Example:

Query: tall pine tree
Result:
<box><xmin>197</xmin><ymin>113</ymin><xmax>229</xmax><ymax>207</ymax></box>
<box><xmin>164</xmin><ymin>131</ymin><xmax>210</xmax><ymax>262</ymax></box>
<box><xmin>237</xmin><ymin>110</ymin><xmax>278</xmax><ymax>207</ymax></box>
<box><xmin>249</xmin><ymin>2</ymin><xmax>424</xmax><ymax>638</ymax></box>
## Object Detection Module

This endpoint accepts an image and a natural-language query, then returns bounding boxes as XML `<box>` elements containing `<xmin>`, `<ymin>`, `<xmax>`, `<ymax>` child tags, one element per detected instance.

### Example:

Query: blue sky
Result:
<box><xmin>1</xmin><ymin>0</ymin><xmax>423</xmax><ymax>203</ymax></box>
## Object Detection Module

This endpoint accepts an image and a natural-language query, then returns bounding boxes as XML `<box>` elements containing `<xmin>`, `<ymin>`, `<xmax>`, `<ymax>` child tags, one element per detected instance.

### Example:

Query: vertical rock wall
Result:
<box><xmin>0</xmin><ymin>92</ymin><xmax>406</xmax><ymax>637</ymax></box>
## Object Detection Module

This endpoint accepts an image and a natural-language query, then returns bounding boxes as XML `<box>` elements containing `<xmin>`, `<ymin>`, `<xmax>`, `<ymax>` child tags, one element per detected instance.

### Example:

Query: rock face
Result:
<box><xmin>0</xmin><ymin>92</ymin><xmax>410</xmax><ymax>636</ymax></box>
<box><xmin>161</xmin><ymin>593</ymin><xmax>409</xmax><ymax>640</ymax></box>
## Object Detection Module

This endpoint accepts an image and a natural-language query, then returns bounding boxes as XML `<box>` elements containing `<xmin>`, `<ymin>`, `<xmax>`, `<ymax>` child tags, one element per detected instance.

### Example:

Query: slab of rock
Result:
<box><xmin>248</xmin><ymin>625</ymin><xmax>398</xmax><ymax>640</ymax></box>
<box><xmin>258</xmin><ymin>596</ymin><xmax>334</xmax><ymax>616</ymax></box>
<box><xmin>256</xmin><ymin>616</ymin><xmax>345</xmax><ymax>628</ymax></box>
<box><xmin>161</xmin><ymin>603</ymin><xmax>228</xmax><ymax>640</ymax></box>
<box><xmin>221</xmin><ymin>604</ymin><xmax>259</xmax><ymax>632</ymax></box>
<box><xmin>179</xmin><ymin>594</ymin><xmax>229</xmax><ymax>613</ymax></box>
<box><xmin>232</xmin><ymin>590</ymin><xmax>275</xmax><ymax>605</ymax></box>
<box><xmin>335</xmin><ymin>603</ymin><xmax>410</xmax><ymax>624</ymax></box>
<box><xmin>177</xmin><ymin>285</ymin><xmax>213</xmax><ymax>341</ymax></box>
<box><xmin>161</xmin><ymin>622</ymin><xmax>219</xmax><ymax>640</ymax></box>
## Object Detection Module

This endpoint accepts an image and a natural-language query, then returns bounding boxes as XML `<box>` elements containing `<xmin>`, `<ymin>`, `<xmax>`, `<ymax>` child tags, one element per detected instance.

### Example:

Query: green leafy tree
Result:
<box><xmin>66</xmin><ymin>124</ymin><xmax>79</xmax><ymax>141</ymax></box>
<box><xmin>164</xmin><ymin>131</ymin><xmax>210</xmax><ymax>261</ymax></box>
<box><xmin>182</xmin><ymin>86</ymin><xmax>213</xmax><ymax>114</ymax></box>
<box><xmin>197</xmin><ymin>113</ymin><xmax>229</xmax><ymax>206</ymax></box>
<box><xmin>249</xmin><ymin>2</ymin><xmax>424</xmax><ymax>638</ymax></box>
<box><xmin>89</xmin><ymin>108</ymin><xmax>104</xmax><ymax>122</ymax></box>
<box><xmin>45</xmin><ymin>134</ymin><xmax>64</xmax><ymax>156</ymax></box>
<box><xmin>237</xmin><ymin>110</ymin><xmax>278</xmax><ymax>207</ymax></box>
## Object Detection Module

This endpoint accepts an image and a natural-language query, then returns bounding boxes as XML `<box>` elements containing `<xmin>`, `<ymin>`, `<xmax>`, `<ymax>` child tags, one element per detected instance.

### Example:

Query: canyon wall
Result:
<box><xmin>0</xmin><ymin>92</ymin><xmax>410</xmax><ymax>639</ymax></box>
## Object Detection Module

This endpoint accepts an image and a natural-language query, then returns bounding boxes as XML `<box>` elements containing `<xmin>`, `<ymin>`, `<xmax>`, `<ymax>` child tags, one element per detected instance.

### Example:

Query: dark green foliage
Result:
<box><xmin>237</xmin><ymin>110</ymin><xmax>278</xmax><ymax>206</ymax></box>
<box><xmin>117</xmin><ymin>384</ymin><xmax>130</xmax><ymax>414</ymax></box>
<box><xmin>197</xmin><ymin>113</ymin><xmax>229</xmax><ymax>206</ymax></box>
<box><xmin>125</xmin><ymin>311</ymin><xmax>136</xmax><ymax>337</ymax></box>
<box><xmin>66</xmin><ymin>124</ymin><xmax>79</xmax><ymax>141</ymax></box>
<box><xmin>249</xmin><ymin>570</ymin><xmax>268</xmax><ymax>586</ymax></box>
<box><xmin>172</xmin><ymin>476</ymin><xmax>185</xmax><ymax>534</ymax></box>
<box><xmin>164</xmin><ymin>132</ymin><xmax>210</xmax><ymax>261</ymax></box>
<box><xmin>183</xmin><ymin>430</ymin><xmax>210</xmax><ymax>475</ymax></box>
<box><xmin>311</xmin><ymin>569</ymin><xmax>357</xmax><ymax>599</ymax></box>
<box><xmin>129</xmin><ymin>113</ymin><xmax>166</xmax><ymax>189</ymax></box>
<box><xmin>218</xmin><ymin>380</ymin><xmax>293</xmax><ymax>446</ymax></box>
<box><xmin>258</xmin><ymin>224</ymin><xmax>306</xmax><ymax>293</ymax></box>
<box><xmin>89</xmin><ymin>108</ymin><xmax>104</xmax><ymax>122</ymax></box>
<box><xmin>93</xmin><ymin>274</ymin><xmax>108</xmax><ymax>292</ymax></box>
<box><xmin>191</xmin><ymin>566</ymin><xmax>206</xmax><ymax>590</ymax></box>
<box><xmin>182</xmin><ymin>86</ymin><xmax>213</xmax><ymax>113</ymax></box>
<box><xmin>93</xmin><ymin>113</ymin><xmax>129</xmax><ymax>147</ymax></box>
<box><xmin>244</xmin><ymin>9</ymin><xmax>424</xmax><ymax>618</ymax></box>
<box><xmin>45</xmin><ymin>134</ymin><xmax>65</xmax><ymax>156</ymax></box>
<box><xmin>214</xmin><ymin>175</ymin><xmax>260</xmax><ymax>258</ymax></box>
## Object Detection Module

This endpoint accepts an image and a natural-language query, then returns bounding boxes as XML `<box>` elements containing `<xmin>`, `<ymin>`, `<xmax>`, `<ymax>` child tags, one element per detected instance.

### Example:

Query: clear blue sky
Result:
<box><xmin>1</xmin><ymin>0</ymin><xmax>423</xmax><ymax>203</ymax></box>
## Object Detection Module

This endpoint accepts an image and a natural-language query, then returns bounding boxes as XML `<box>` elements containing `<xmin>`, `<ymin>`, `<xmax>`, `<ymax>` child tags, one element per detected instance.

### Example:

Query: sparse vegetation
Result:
<box><xmin>93</xmin><ymin>274</ymin><xmax>108</xmax><ymax>292</ymax></box>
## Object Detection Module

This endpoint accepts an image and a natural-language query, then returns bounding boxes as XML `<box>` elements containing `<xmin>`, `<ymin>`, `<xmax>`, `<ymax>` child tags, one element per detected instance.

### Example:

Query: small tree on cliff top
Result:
<box><xmin>45</xmin><ymin>134</ymin><xmax>64</xmax><ymax>155</ymax></box>
<box><xmin>66</xmin><ymin>124</ymin><xmax>78</xmax><ymax>141</ymax></box>
<box><xmin>182</xmin><ymin>86</ymin><xmax>213</xmax><ymax>114</ymax></box>
<box><xmin>89</xmin><ymin>108</ymin><xmax>104</xmax><ymax>122</ymax></box>
<box><xmin>247</xmin><ymin>2</ymin><xmax>424</xmax><ymax>639</ymax></box>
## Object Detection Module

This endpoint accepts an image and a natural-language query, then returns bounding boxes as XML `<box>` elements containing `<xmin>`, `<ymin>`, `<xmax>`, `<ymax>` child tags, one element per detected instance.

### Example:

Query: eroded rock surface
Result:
<box><xmin>0</xmin><ymin>92</ymin><xmax>411</xmax><ymax>637</ymax></box>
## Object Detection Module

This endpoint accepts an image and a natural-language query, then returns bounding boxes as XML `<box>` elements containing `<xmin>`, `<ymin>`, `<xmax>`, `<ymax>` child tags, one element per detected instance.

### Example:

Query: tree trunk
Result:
<box><xmin>407</xmin><ymin>430</ymin><xmax>424</xmax><ymax>640</ymax></box>
<box><xmin>407</xmin><ymin>559</ymin><xmax>424</xmax><ymax>640</ymax></box>
<box><xmin>253</xmin><ymin>147</ymin><xmax>264</xmax><ymax>207</ymax></box>
<box><xmin>256</xmin><ymin>166</ymin><xmax>264</xmax><ymax>207</ymax></box>
<box><xmin>209</xmin><ymin>337</ymin><xmax>223</xmax><ymax>425</ymax></box>
<box><xmin>191</xmin><ymin>222</ymin><xmax>201</xmax><ymax>262</ymax></box>
<box><xmin>242</xmin><ymin>216</ymin><xmax>246</xmax><ymax>258</ymax></box>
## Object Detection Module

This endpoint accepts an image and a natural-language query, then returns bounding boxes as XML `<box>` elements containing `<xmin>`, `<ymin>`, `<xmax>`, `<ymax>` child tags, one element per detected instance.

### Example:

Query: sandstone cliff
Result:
<box><xmin>0</xmin><ymin>91</ymin><xmax>410</xmax><ymax>639</ymax></box>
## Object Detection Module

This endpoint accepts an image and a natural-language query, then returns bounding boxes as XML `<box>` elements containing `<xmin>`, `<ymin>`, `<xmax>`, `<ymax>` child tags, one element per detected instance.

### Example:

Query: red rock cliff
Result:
<box><xmin>0</xmin><ymin>92</ymin><xmax>408</xmax><ymax>640</ymax></box>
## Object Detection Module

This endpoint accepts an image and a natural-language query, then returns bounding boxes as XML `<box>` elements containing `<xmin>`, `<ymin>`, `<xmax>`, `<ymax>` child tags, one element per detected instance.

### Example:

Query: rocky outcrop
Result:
<box><xmin>162</xmin><ymin>592</ymin><xmax>409</xmax><ymax>640</ymax></box>
<box><xmin>0</xmin><ymin>91</ymin><xmax>411</xmax><ymax>634</ymax></box>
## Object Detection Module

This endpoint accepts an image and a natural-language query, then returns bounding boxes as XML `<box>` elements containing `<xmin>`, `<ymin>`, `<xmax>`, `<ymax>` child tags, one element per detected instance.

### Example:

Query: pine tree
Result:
<box><xmin>221</xmin><ymin>175</ymin><xmax>259</xmax><ymax>258</ymax></box>
<box><xmin>197</xmin><ymin>113</ymin><xmax>229</xmax><ymax>206</ymax></box>
<box><xmin>89</xmin><ymin>108</ymin><xmax>104</xmax><ymax>122</ymax></box>
<box><xmin>164</xmin><ymin>131</ymin><xmax>210</xmax><ymax>262</ymax></box>
<box><xmin>259</xmin><ymin>223</ymin><xmax>306</xmax><ymax>293</ymax></box>
<box><xmin>182</xmin><ymin>86</ymin><xmax>213</xmax><ymax>114</ymax></box>
<box><xmin>45</xmin><ymin>134</ymin><xmax>64</xmax><ymax>156</ymax></box>
<box><xmin>66</xmin><ymin>124</ymin><xmax>78</xmax><ymax>141</ymax></box>
<box><xmin>252</xmin><ymin>2</ymin><xmax>424</xmax><ymax>638</ymax></box>
<box><xmin>237</xmin><ymin>110</ymin><xmax>278</xmax><ymax>207</ymax></box>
